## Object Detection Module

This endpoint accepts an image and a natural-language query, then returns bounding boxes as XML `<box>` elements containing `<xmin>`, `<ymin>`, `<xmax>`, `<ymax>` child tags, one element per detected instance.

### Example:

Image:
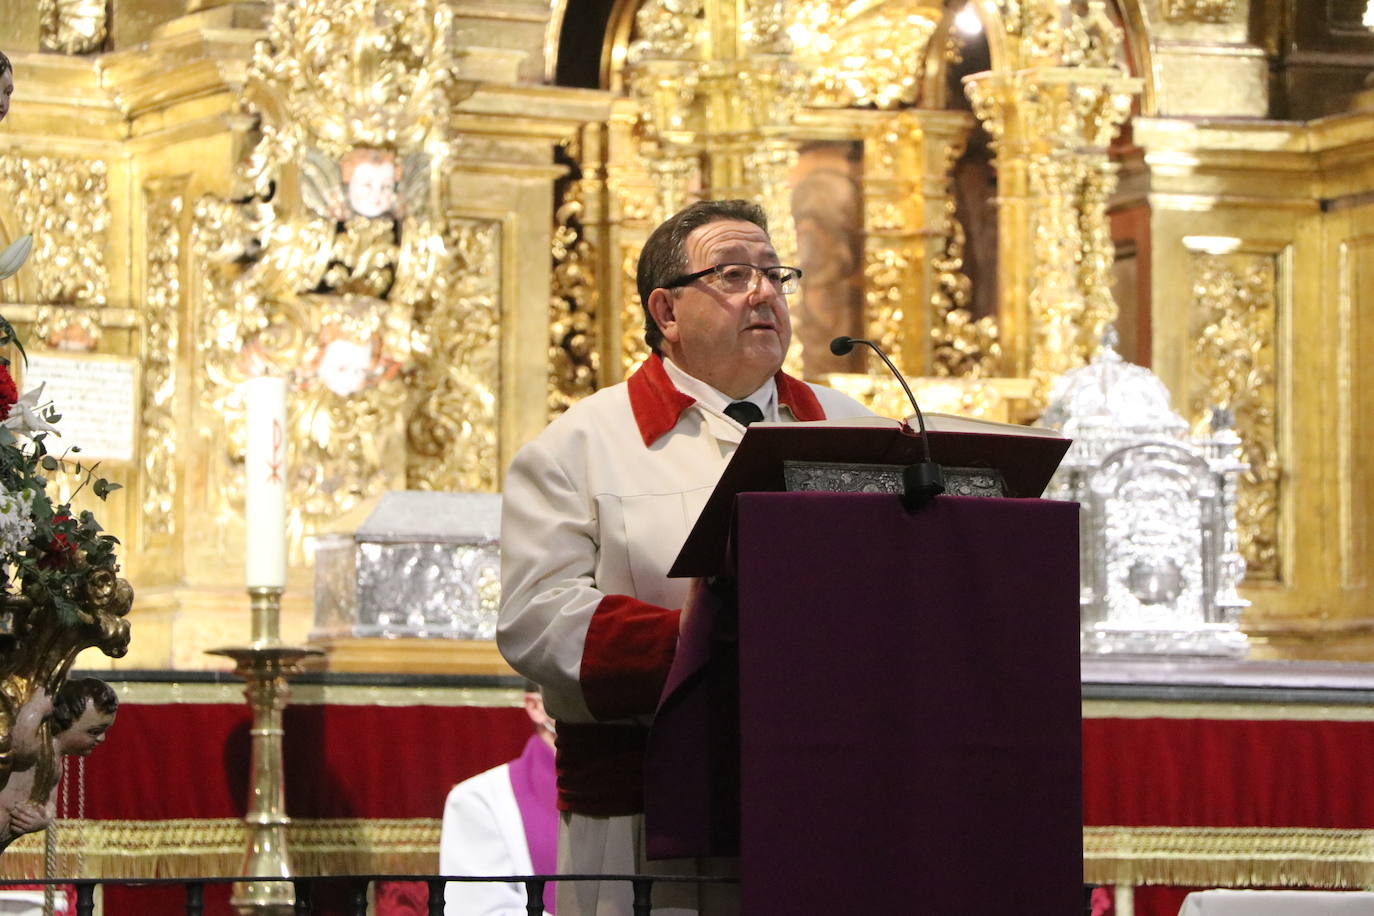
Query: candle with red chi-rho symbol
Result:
<box><xmin>243</xmin><ymin>376</ymin><xmax>288</xmax><ymax>589</ymax></box>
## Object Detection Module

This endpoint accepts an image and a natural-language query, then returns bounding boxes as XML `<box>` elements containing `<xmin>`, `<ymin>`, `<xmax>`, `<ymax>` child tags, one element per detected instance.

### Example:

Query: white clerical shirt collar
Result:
<box><xmin>661</xmin><ymin>357</ymin><xmax>778</xmax><ymax>425</ymax></box>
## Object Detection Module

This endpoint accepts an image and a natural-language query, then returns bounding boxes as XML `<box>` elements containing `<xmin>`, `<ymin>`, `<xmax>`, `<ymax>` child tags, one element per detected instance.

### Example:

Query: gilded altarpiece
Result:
<box><xmin>584</xmin><ymin>0</ymin><xmax>1137</xmax><ymax>414</ymax></box>
<box><xmin>189</xmin><ymin>0</ymin><xmax>493</xmax><ymax>560</ymax></box>
<box><xmin>1336</xmin><ymin>236</ymin><xmax>1374</xmax><ymax>598</ymax></box>
<box><xmin>140</xmin><ymin>178</ymin><xmax>188</xmax><ymax>562</ymax></box>
<box><xmin>591</xmin><ymin>0</ymin><xmax>995</xmax><ymax>395</ymax></box>
<box><xmin>0</xmin><ymin>148</ymin><xmax>136</xmax><ymax>566</ymax></box>
<box><xmin>579</xmin><ymin>0</ymin><xmax>1374</xmax><ymax>661</ymax></box>
<box><xmin>1184</xmin><ymin>246</ymin><xmax>1283</xmax><ymax>583</ymax></box>
<box><xmin>0</xmin><ymin>0</ymin><xmax>1371</xmax><ymax>665</ymax></box>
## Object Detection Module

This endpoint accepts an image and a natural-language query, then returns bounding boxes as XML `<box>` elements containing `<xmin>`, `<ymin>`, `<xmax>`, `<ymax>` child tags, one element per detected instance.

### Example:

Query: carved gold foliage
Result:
<box><xmin>38</xmin><ymin>0</ymin><xmax>107</xmax><ymax>54</ymax></box>
<box><xmin>746</xmin><ymin>143</ymin><xmax>799</xmax><ymax>267</ymax></box>
<box><xmin>29</xmin><ymin>305</ymin><xmax>102</xmax><ymax>351</ymax></box>
<box><xmin>788</xmin><ymin>0</ymin><xmax>941</xmax><ymax>109</ymax></box>
<box><xmin>1162</xmin><ymin>0</ymin><xmax>1237</xmax><ymax>24</ymax></box>
<box><xmin>187</xmin><ymin>0</ymin><xmax>494</xmax><ymax>552</ymax></box>
<box><xmin>864</xmin><ymin>245</ymin><xmax>916</xmax><ymax>372</ymax></box>
<box><xmin>1028</xmin><ymin>152</ymin><xmax>1091</xmax><ymax>399</ymax></box>
<box><xmin>964</xmin><ymin>78</ymin><xmax>1004</xmax><ymax>147</ymax></box>
<box><xmin>606</xmin><ymin>168</ymin><xmax>658</xmax><ymax>226</ymax></box>
<box><xmin>741</xmin><ymin>0</ymin><xmax>792</xmax><ymax>53</ymax></box>
<box><xmin>643</xmin><ymin>149</ymin><xmax>699</xmax><ymax>226</ymax></box>
<box><xmin>0</xmin><ymin>156</ymin><xmax>109</xmax><ymax>308</ymax></box>
<box><xmin>988</xmin><ymin>0</ymin><xmax>1126</xmax><ymax>69</ymax></box>
<box><xmin>627</xmin><ymin>0</ymin><xmax>705</xmax><ymax>63</ymax></box>
<box><xmin>141</xmin><ymin>181</ymin><xmax>187</xmax><ymax>547</ymax></box>
<box><xmin>294</xmin><ymin>292</ymin><xmax>411</xmax><ymax>531</ymax></box>
<box><xmin>251</xmin><ymin>0</ymin><xmax>469</xmax><ymax>156</ymax></box>
<box><xmin>627</xmin><ymin>60</ymin><xmax>702</xmax><ymax>143</ymax></box>
<box><xmin>620</xmin><ymin>243</ymin><xmax>651</xmax><ymax>377</ymax></box>
<box><xmin>405</xmin><ymin>218</ymin><xmax>502</xmax><ymax>493</ymax></box>
<box><xmin>1188</xmin><ymin>252</ymin><xmax>1281</xmax><ymax>581</ymax></box>
<box><xmin>1077</xmin><ymin>161</ymin><xmax>1120</xmax><ymax>355</ymax></box>
<box><xmin>930</xmin><ymin>203</ymin><xmax>1001</xmax><ymax>379</ymax></box>
<box><xmin>732</xmin><ymin>59</ymin><xmax>809</xmax><ymax>146</ymax></box>
<box><xmin>549</xmin><ymin>186</ymin><xmax>600</xmax><ymax>419</ymax></box>
<box><xmin>928</xmin><ymin>130</ymin><xmax>1000</xmax><ymax>380</ymax></box>
<box><xmin>860</xmin><ymin>114</ymin><xmax>922</xmax><ymax>377</ymax></box>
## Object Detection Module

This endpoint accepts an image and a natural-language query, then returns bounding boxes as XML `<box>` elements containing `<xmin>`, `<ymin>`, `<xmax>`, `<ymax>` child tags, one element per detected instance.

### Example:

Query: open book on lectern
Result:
<box><xmin>667</xmin><ymin>412</ymin><xmax>1071</xmax><ymax>578</ymax></box>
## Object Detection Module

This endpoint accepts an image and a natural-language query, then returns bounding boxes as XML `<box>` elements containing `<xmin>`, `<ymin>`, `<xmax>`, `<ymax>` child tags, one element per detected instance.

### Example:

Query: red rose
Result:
<box><xmin>39</xmin><ymin>515</ymin><xmax>77</xmax><ymax>569</ymax></box>
<box><xmin>0</xmin><ymin>365</ymin><xmax>16</xmax><ymax>421</ymax></box>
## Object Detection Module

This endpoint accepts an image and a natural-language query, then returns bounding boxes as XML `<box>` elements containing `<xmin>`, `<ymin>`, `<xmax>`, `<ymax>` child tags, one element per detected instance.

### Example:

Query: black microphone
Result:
<box><xmin>830</xmin><ymin>336</ymin><xmax>945</xmax><ymax>510</ymax></box>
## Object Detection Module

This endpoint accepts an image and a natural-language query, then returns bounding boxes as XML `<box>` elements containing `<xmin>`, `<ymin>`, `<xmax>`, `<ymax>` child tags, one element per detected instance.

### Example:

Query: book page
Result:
<box><xmin>754</xmin><ymin>412</ymin><xmax>1063</xmax><ymax>438</ymax></box>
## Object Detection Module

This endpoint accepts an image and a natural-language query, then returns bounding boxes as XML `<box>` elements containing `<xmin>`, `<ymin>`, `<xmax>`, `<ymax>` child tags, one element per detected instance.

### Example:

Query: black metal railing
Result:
<box><xmin>1</xmin><ymin>875</ymin><xmax>1102</xmax><ymax>914</ymax></box>
<box><xmin>0</xmin><ymin>873</ymin><xmax>738</xmax><ymax>916</ymax></box>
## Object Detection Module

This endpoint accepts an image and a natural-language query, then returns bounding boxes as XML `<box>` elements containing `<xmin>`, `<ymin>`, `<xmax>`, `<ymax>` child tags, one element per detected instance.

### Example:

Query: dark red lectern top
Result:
<box><xmin>646</xmin><ymin>492</ymin><xmax>1082</xmax><ymax>916</ymax></box>
<box><xmin>668</xmin><ymin>421</ymin><xmax>1071</xmax><ymax>578</ymax></box>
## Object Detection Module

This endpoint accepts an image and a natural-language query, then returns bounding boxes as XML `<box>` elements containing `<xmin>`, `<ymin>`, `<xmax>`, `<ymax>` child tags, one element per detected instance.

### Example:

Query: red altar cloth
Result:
<box><xmin>72</xmin><ymin>698</ymin><xmax>530</xmax><ymax>915</ymax></box>
<box><xmin>1084</xmin><ymin>716</ymin><xmax>1374</xmax><ymax>830</ymax></box>
<box><xmin>80</xmin><ymin>701</ymin><xmax>531</xmax><ymax>821</ymax></box>
<box><xmin>15</xmin><ymin>672</ymin><xmax>1374</xmax><ymax>916</ymax></box>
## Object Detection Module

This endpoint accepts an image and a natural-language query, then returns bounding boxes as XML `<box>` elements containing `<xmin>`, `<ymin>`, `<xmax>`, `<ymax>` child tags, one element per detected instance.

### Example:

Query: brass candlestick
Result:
<box><xmin>209</xmin><ymin>585</ymin><xmax>322</xmax><ymax>915</ymax></box>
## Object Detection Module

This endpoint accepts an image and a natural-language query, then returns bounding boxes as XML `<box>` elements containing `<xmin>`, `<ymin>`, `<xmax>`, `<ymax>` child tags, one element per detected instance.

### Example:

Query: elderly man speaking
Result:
<box><xmin>497</xmin><ymin>199</ymin><xmax>871</xmax><ymax>915</ymax></box>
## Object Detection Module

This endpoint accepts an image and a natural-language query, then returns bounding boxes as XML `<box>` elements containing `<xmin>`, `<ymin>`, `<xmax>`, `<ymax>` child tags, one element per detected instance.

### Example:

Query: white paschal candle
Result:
<box><xmin>244</xmin><ymin>376</ymin><xmax>288</xmax><ymax>589</ymax></box>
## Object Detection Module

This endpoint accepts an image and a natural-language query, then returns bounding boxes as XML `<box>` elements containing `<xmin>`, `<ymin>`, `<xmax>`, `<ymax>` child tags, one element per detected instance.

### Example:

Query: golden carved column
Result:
<box><xmin>911</xmin><ymin>109</ymin><xmax>980</xmax><ymax>378</ymax></box>
<box><xmin>963</xmin><ymin>0</ymin><xmax>1138</xmax><ymax>404</ymax></box>
<box><xmin>624</xmin><ymin>0</ymin><xmax>805</xmax><ymax>250</ymax></box>
<box><xmin>549</xmin><ymin>127</ymin><xmax>605</xmax><ymax>418</ymax></box>
<box><xmin>599</xmin><ymin>103</ymin><xmax>661</xmax><ymax>383</ymax></box>
<box><xmin>861</xmin><ymin>112</ymin><xmax>924</xmax><ymax>377</ymax></box>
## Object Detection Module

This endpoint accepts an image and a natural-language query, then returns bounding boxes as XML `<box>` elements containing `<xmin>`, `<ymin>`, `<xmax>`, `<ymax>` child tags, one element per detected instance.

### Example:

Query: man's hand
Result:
<box><xmin>680</xmin><ymin>577</ymin><xmax>704</xmax><ymax>634</ymax></box>
<box><xmin>8</xmin><ymin>802</ymin><xmax>50</xmax><ymax>835</ymax></box>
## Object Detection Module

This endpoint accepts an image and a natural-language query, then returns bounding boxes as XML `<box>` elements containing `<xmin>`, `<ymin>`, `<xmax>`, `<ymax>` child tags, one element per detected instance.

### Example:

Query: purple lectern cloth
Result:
<box><xmin>509</xmin><ymin>733</ymin><xmax>558</xmax><ymax>913</ymax></box>
<box><xmin>645</xmin><ymin>492</ymin><xmax>1081</xmax><ymax>914</ymax></box>
<box><xmin>644</xmin><ymin>578</ymin><xmax>740</xmax><ymax>859</ymax></box>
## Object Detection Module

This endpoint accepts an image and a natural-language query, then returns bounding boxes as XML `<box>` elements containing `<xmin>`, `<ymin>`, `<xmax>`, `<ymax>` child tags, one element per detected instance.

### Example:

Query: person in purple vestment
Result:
<box><xmin>440</xmin><ymin>684</ymin><xmax>558</xmax><ymax>916</ymax></box>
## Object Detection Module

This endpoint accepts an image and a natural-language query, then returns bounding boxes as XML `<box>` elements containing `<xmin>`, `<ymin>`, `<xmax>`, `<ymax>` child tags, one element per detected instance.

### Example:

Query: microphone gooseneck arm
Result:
<box><xmin>830</xmin><ymin>335</ymin><xmax>945</xmax><ymax>511</ymax></box>
<box><xmin>829</xmin><ymin>336</ymin><xmax>933</xmax><ymax>464</ymax></box>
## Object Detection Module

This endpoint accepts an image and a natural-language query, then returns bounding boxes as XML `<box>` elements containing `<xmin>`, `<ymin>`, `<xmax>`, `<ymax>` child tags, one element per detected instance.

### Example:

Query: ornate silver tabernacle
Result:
<box><xmin>311</xmin><ymin>491</ymin><xmax>501</xmax><ymax>640</ymax></box>
<box><xmin>1041</xmin><ymin>332</ymin><xmax>1250</xmax><ymax>657</ymax></box>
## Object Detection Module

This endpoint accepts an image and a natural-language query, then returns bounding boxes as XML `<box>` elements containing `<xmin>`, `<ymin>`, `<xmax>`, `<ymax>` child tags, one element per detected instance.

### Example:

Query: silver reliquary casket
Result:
<box><xmin>1040</xmin><ymin>336</ymin><xmax>1250</xmax><ymax>657</ymax></box>
<box><xmin>311</xmin><ymin>491</ymin><xmax>501</xmax><ymax>640</ymax></box>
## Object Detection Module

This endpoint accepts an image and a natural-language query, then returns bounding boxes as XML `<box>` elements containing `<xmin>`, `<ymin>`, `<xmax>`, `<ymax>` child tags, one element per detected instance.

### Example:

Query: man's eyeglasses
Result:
<box><xmin>663</xmin><ymin>263</ymin><xmax>804</xmax><ymax>295</ymax></box>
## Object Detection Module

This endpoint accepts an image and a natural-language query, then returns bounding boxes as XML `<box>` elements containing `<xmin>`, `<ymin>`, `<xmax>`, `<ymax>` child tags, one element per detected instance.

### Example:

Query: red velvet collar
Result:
<box><xmin>627</xmin><ymin>354</ymin><xmax>826</xmax><ymax>446</ymax></box>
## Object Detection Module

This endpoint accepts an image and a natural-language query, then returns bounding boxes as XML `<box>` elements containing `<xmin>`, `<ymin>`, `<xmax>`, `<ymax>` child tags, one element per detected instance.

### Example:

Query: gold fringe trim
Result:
<box><xmin>1083</xmin><ymin>699</ymin><xmax>1374</xmax><ymax>722</ymax></box>
<box><xmin>0</xmin><ymin>818</ymin><xmax>441</xmax><ymax>880</ymax></box>
<box><xmin>10</xmin><ymin>821</ymin><xmax>1373</xmax><ymax>891</ymax></box>
<box><xmin>104</xmin><ymin>680</ymin><xmax>523</xmax><ymax>709</ymax></box>
<box><xmin>1085</xmin><ymin>826</ymin><xmax>1374</xmax><ymax>889</ymax></box>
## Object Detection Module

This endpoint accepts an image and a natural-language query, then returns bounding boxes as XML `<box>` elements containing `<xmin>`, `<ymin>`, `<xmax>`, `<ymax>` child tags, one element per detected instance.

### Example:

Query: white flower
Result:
<box><xmin>2</xmin><ymin>383</ymin><xmax>61</xmax><ymax>438</ymax></box>
<box><xmin>0</xmin><ymin>235</ymin><xmax>32</xmax><ymax>281</ymax></box>
<box><xmin>0</xmin><ymin>487</ymin><xmax>35</xmax><ymax>556</ymax></box>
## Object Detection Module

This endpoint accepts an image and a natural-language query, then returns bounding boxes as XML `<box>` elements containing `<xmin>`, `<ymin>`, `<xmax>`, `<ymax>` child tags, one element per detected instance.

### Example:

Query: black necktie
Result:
<box><xmin>724</xmin><ymin>400</ymin><xmax>764</xmax><ymax>427</ymax></box>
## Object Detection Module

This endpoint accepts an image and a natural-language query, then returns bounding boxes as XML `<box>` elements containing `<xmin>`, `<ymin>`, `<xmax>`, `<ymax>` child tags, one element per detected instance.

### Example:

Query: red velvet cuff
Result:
<box><xmin>554</xmin><ymin>722</ymin><xmax>651</xmax><ymax>816</ymax></box>
<box><xmin>580</xmin><ymin>594</ymin><xmax>680</xmax><ymax>721</ymax></box>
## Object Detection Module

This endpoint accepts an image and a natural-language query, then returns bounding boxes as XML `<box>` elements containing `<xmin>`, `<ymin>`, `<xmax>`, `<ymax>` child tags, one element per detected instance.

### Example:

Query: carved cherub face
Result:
<box><xmin>56</xmin><ymin>702</ymin><xmax>116</xmax><ymax>757</ymax></box>
<box><xmin>0</xmin><ymin>70</ymin><xmax>13</xmax><ymax>123</ymax></box>
<box><xmin>316</xmin><ymin>338</ymin><xmax>375</xmax><ymax>396</ymax></box>
<box><xmin>341</xmin><ymin>150</ymin><xmax>398</xmax><ymax>219</ymax></box>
